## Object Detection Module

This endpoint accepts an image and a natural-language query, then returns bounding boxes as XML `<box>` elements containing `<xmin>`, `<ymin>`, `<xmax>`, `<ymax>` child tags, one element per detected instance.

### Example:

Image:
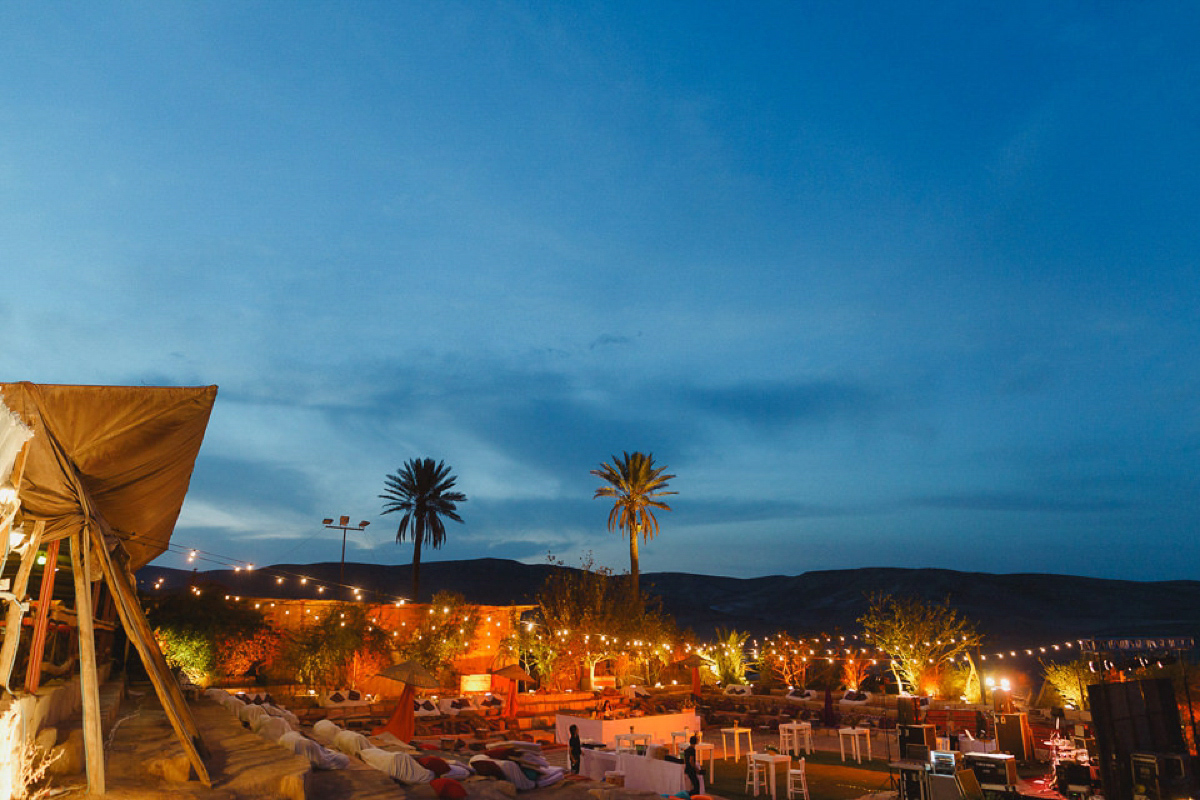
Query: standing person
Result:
<box><xmin>569</xmin><ymin>724</ymin><xmax>582</xmax><ymax>774</ymax></box>
<box><xmin>684</xmin><ymin>735</ymin><xmax>701</xmax><ymax>795</ymax></box>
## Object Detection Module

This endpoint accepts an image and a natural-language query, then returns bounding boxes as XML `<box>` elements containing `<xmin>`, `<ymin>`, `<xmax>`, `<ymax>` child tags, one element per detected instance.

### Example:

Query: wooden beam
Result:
<box><xmin>9</xmin><ymin>438</ymin><xmax>30</xmax><ymax>490</ymax></box>
<box><xmin>24</xmin><ymin>537</ymin><xmax>60</xmax><ymax>693</ymax></box>
<box><xmin>0</xmin><ymin>519</ymin><xmax>44</xmax><ymax>688</ymax></box>
<box><xmin>70</xmin><ymin>529</ymin><xmax>105</xmax><ymax>795</ymax></box>
<box><xmin>89</xmin><ymin>526</ymin><xmax>211</xmax><ymax>785</ymax></box>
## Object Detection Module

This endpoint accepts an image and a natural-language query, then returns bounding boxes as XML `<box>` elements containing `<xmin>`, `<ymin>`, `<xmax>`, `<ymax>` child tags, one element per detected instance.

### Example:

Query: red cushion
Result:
<box><xmin>472</xmin><ymin>759</ymin><xmax>507</xmax><ymax>779</ymax></box>
<box><xmin>418</xmin><ymin>756</ymin><xmax>451</xmax><ymax>776</ymax></box>
<box><xmin>483</xmin><ymin>746</ymin><xmax>517</xmax><ymax>760</ymax></box>
<box><xmin>431</xmin><ymin>778</ymin><xmax>467</xmax><ymax>799</ymax></box>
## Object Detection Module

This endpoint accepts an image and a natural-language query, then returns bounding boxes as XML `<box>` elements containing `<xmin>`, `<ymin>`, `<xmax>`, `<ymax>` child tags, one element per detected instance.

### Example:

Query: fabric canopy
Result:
<box><xmin>0</xmin><ymin>399</ymin><xmax>33</xmax><ymax>485</ymax></box>
<box><xmin>0</xmin><ymin>382</ymin><xmax>218</xmax><ymax>570</ymax></box>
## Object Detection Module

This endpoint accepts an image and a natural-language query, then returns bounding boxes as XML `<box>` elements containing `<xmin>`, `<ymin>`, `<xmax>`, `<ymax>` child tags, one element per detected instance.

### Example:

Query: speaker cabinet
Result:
<box><xmin>1055</xmin><ymin>761</ymin><xmax>1093</xmax><ymax>794</ymax></box>
<box><xmin>1088</xmin><ymin>679</ymin><xmax>1189</xmax><ymax>800</ymax></box>
<box><xmin>900</xmin><ymin>724</ymin><xmax>937</xmax><ymax>760</ymax></box>
<box><xmin>996</xmin><ymin>713</ymin><xmax>1034</xmax><ymax>760</ymax></box>
<box><xmin>963</xmin><ymin>753</ymin><xmax>1018</xmax><ymax>789</ymax></box>
<box><xmin>898</xmin><ymin>764</ymin><xmax>927</xmax><ymax>800</ymax></box>
<box><xmin>928</xmin><ymin>774</ymin><xmax>960</xmax><ymax>800</ymax></box>
<box><xmin>1130</xmin><ymin>753</ymin><xmax>1197</xmax><ymax>800</ymax></box>
<box><xmin>898</xmin><ymin>696</ymin><xmax>922</xmax><ymax>725</ymax></box>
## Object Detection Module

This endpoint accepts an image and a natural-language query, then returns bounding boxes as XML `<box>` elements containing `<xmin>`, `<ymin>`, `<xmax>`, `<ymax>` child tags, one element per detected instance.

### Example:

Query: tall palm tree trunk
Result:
<box><xmin>629</xmin><ymin>530</ymin><xmax>640</xmax><ymax>600</ymax></box>
<box><xmin>411</xmin><ymin>533</ymin><xmax>423</xmax><ymax>603</ymax></box>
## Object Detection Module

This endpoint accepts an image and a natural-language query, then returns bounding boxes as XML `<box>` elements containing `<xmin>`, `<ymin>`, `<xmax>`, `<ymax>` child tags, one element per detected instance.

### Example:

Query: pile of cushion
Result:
<box><xmin>468</xmin><ymin>743</ymin><xmax>565</xmax><ymax>791</ymax></box>
<box><xmin>204</xmin><ymin>688</ymin><xmax>347</xmax><ymax>770</ymax></box>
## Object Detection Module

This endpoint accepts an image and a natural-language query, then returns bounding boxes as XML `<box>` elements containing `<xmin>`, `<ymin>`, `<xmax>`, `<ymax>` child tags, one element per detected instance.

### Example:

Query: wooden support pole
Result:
<box><xmin>25</xmin><ymin>537</ymin><xmax>61</xmax><ymax>694</ymax></box>
<box><xmin>89</xmin><ymin>527</ymin><xmax>211</xmax><ymax>785</ymax></box>
<box><xmin>0</xmin><ymin>519</ymin><xmax>45</xmax><ymax>689</ymax></box>
<box><xmin>70</xmin><ymin>529</ymin><xmax>105</xmax><ymax>795</ymax></box>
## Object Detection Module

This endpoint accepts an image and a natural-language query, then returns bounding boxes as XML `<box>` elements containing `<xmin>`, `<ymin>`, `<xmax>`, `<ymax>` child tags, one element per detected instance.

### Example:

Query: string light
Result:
<box><xmin>150</xmin><ymin>539</ymin><xmax>1097</xmax><ymax>677</ymax></box>
<box><xmin>146</xmin><ymin>540</ymin><xmax>412</xmax><ymax>607</ymax></box>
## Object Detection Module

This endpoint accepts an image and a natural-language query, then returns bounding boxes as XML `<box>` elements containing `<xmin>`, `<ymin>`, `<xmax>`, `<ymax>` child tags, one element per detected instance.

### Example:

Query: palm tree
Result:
<box><xmin>591</xmin><ymin>451</ymin><xmax>676</xmax><ymax>599</ymax></box>
<box><xmin>380</xmin><ymin>458</ymin><xmax>467</xmax><ymax>603</ymax></box>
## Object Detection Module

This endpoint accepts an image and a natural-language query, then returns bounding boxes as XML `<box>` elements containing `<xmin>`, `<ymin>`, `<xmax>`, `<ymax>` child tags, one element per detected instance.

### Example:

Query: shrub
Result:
<box><xmin>147</xmin><ymin>587</ymin><xmax>277</xmax><ymax>685</ymax></box>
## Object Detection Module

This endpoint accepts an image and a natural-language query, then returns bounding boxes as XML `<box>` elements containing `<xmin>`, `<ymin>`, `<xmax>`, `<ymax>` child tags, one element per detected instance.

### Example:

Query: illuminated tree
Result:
<box><xmin>148</xmin><ymin>589</ymin><xmax>273</xmax><ymax>686</ymax></box>
<box><xmin>858</xmin><ymin>593</ymin><xmax>981</xmax><ymax>695</ymax></box>
<box><xmin>282</xmin><ymin>603</ymin><xmax>392</xmax><ymax>689</ymax></box>
<box><xmin>215</xmin><ymin>626</ymin><xmax>282</xmax><ymax>678</ymax></box>
<box><xmin>711</xmin><ymin>629</ymin><xmax>753</xmax><ymax>685</ymax></box>
<box><xmin>381</xmin><ymin>458</ymin><xmax>467</xmax><ymax>603</ymax></box>
<box><xmin>501</xmin><ymin>613</ymin><xmax>559</xmax><ymax>687</ymax></box>
<box><xmin>399</xmin><ymin>590</ymin><xmax>480</xmax><ymax>681</ymax></box>
<box><xmin>842</xmin><ymin>656</ymin><xmax>869</xmax><ymax>691</ymax></box>
<box><xmin>762</xmin><ymin>632</ymin><xmax>814</xmax><ymax>689</ymax></box>
<box><xmin>533</xmin><ymin>554</ymin><xmax>677</xmax><ymax>689</ymax></box>
<box><xmin>592</xmin><ymin>451</ymin><xmax>676</xmax><ymax>599</ymax></box>
<box><xmin>1041</xmin><ymin>658</ymin><xmax>1097</xmax><ymax>710</ymax></box>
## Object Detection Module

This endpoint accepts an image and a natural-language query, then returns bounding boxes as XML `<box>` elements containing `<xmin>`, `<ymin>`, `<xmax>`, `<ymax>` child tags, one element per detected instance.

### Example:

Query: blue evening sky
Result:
<box><xmin>3</xmin><ymin>2</ymin><xmax>1198</xmax><ymax>581</ymax></box>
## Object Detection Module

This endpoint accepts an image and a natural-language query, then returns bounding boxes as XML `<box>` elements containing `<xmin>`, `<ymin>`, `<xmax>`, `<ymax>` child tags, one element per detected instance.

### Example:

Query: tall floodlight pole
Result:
<box><xmin>323</xmin><ymin>516</ymin><xmax>370</xmax><ymax>588</ymax></box>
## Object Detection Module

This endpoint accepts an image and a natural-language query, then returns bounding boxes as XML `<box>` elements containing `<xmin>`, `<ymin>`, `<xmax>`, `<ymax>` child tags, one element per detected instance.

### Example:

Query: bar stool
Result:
<box><xmin>745</xmin><ymin>753</ymin><xmax>768</xmax><ymax>795</ymax></box>
<box><xmin>787</xmin><ymin>757</ymin><xmax>809</xmax><ymax>800</ymax></box>
<box><xmin>779</xmin><ymin>726</ymin><xmax>796</xmax><ymax>755</ymax></box>
<box><xmin>695</xmin><ymin>742</ymin><xmax>716</xmax><ymax>783</ymax></box>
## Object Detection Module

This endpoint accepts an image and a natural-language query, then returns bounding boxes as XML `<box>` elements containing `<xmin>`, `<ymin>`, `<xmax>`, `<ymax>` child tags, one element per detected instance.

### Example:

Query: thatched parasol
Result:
<box><xmin>677</xmin><ymin>653</ymin><xmax>711</xmax><ymax>696</ymax></box>
<box><xmin>372</xmin><ymin>660</ymin><xmax>439</xmax><ymax>742</ymax></box>
<box><xmin>491</xmin><ymin>664</ymin><xmax>533</xmax><ymax>718</ymax></box>
<box><xmin>377</xmin><ymin>659</ymin><xmax>440</xmax><ymax>688</ymax></box>
<box><xmin>491</xmin><ymin>664</ymin><xmax>535</xmax><ymax>683</ymax></box>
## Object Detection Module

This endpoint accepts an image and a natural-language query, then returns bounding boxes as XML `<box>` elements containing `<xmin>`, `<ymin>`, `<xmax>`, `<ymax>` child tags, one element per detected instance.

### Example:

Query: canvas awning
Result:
<box><xmin>0</xmin><ymin>382</ymin><xmax>217</xmax><ymax>570</ymax></box>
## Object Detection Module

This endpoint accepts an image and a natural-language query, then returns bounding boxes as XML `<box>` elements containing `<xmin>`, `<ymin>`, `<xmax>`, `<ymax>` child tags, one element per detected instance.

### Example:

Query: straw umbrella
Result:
<box><xmin>678</xmin><ymin>653</ymin><xmax>710</xmax><ymax>698</ymax></box>
<box><xmin>491</xmin><ymin>664</ymin><xmax>534</xmax><ymax>720</ymax></box>
<box><xmin>372</xmin><ymin>660</ymin><xmax>440</xmax><ymax>741</ymax></box>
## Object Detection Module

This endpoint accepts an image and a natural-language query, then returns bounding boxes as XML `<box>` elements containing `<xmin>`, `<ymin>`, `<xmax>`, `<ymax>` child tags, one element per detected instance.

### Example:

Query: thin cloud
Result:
<box><xmin>589</xmin><ymin>333</ymin><xmax>634</xmax><ymax>350</ymax></box>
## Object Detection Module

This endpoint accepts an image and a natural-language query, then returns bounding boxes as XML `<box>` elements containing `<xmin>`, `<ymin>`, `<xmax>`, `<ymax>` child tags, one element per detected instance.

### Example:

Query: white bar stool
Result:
<box><xmin>787</xmin><ymin>757</ymin><xmax>810</xmax><ymax>800</ymax></box>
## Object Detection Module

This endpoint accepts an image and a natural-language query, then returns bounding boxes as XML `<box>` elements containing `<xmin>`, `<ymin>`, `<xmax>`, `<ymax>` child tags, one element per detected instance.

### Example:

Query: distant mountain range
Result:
<box><xmin>137</xmin><ymin>558</ymin><xmax>1200</xmax><ymax>651</ymax></box>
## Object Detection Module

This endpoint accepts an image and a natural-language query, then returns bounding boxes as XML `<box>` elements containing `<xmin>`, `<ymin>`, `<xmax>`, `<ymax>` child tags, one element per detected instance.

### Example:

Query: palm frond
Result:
<box><xmin>592</xmin><ymin>451</ymin><xmax>676</xmax><ymax>541</ymax></box>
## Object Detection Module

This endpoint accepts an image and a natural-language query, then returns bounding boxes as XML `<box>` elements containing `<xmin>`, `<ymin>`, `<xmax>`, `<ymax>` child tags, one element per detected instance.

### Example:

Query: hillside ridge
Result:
<box><xmin>138</xmin><ymin>558</ymin><xmax>1200</xmax><ymax>648</ymax></box>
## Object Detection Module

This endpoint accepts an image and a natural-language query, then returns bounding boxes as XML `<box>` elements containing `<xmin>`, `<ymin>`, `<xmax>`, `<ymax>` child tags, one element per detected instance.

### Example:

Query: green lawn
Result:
<box><xmin>704</xmin><ymin>750</ymin><xmax>897</xmax><ymax>800</ymax></box>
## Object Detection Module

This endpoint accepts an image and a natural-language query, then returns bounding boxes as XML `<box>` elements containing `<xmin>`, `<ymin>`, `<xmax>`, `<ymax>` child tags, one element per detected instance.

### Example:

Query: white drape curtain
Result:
<box><xmin>0</xmin><ymin>399</ymin><xmax>32</xmax><ymax>486</ymax></box>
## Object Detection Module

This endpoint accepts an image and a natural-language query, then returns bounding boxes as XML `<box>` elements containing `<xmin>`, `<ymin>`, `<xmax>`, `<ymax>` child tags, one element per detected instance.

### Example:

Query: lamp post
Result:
<box><xmin>322</xmin><ymin>516</ymin><xmax>370</xmax><ymax>589</ymax></box>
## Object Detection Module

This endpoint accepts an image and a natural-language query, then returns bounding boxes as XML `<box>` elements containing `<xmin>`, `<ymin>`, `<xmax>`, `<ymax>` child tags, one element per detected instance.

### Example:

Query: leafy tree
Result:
<box><xmin>858</xmin><ymin>593</ymin><xmax>981</xmax><ymax>695</ymax></box>
<box><xmin>281</xmin><ymin>603</ymin><xmax>392</xmax><ymax>689</ymax></box>
<box><xmin>155</xmin><ymin>626</ymin><xmax>217</xmax><ymax>686</ymax></box>
<box><xmin>711</xmin><ymin>629</ymin><xmax>753</xmax><ymax>685</ymax></box>
<box><xmin>1041</xmin><ymin>658</ymin><xmax>1098</xmax><ymax>709</ymax></box>
<box><xmin>761</xmin><ymin>632</ymin><xmax>814</xmax><ymax>689</ymax></box>
<box><xmin>842</xmin><ymin>656</ymin><xmax>869</xmax><ymax>691</ymax></box>
<box><xmin>380</xmin><ymin>458</ymin><xmax>467</xmax><ymax>602</ymax></box>
<box><xmin>936</xmin><ymin>661</ymin><xmax>978</xmax><ymax>701</ymax></box>
<box><xmin>501</xmin><ymin>614</ymin><xmax>558</xmax><ymax>688</ymax></box>
<box><xmin>399</xmin><ymin>590</ymin><xmax>480</xmax><ymax>682</ymax></box>
<box><xmin>591</xmin><ymin>451</ymin><xmax>676</xmax><ymax>599</ymax></box>
<box><xmin>215</xmin><ymin>626</ymin><xmax>282</xmax><ymax>679</ymax></box>
<box><xmin>532</xmin><ymin>553</ymin><xmax>677</xmax><ymax>690</ymax></box>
